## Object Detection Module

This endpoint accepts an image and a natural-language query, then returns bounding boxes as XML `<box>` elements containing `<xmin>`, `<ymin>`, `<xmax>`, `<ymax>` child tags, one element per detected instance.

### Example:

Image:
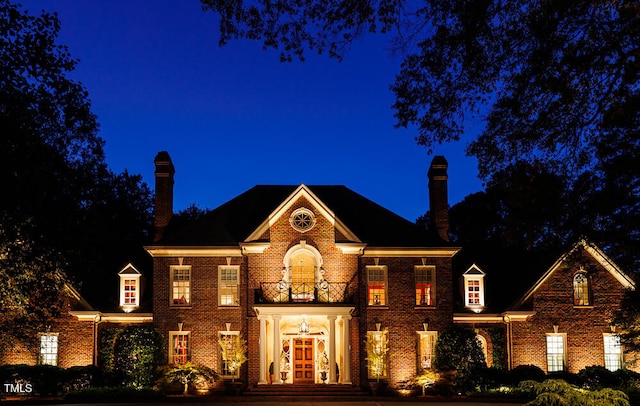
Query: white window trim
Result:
<box><xmin>415</xmin><ymin>266</ymin><xmax>436</xmax><ymax>306</ymax></box>
<box><xmin>218</xmin><ymin>265</ymin><xmax>240</xmax><ymax>306</ymax></box>
<box><xmin>546</xmin><ymin>333</ymin><xmax>567</xmax><ymax>373</ymax></box>
<box><xmin>417</xmin><ymin>331</ymin><xmax>437</xmax><ymax>371</ymax></box>
<box><xmin>39</xmin><ymin>333</ymin><xmax>59</xmax><ymax>366</ymax></box>
<box><xmin>169</xmin><ymin>330</ymin><xmax>191</xmax><ymax>365</ymax></box>
<box><xmin>170</xmin><ymin>265</ymin><xmax>192</xmax><ymax>307</ymax></box>
<box><xmin>463</xmin><ymin>265</ymin><xmax>485</xmax><ymax>311</ymax></box>
<box><xmin>366</xmin><ymin>266</ymin><xmax>388</xmax><ymax>306</ymax></box>
<box><xmin>219</xmin><ymin>330</ymin><xmax>241</xmax><ymax>379</ymax></box>
<box><xmin>603</xmin><ymin>333</ymin><xmax>623</xmax><ymax>371</ymax></box>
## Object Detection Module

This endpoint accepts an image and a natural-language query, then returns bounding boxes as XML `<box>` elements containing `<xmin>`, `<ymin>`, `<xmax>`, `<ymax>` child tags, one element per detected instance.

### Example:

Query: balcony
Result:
<box><xmin>255</xmin><ymin>281</ymin><xmax>356</xmax><ymax>304</ymax></box>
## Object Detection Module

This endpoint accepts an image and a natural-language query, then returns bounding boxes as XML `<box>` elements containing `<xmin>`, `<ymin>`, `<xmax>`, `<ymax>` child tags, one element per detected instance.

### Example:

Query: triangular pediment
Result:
<box><xmin>118</xmin><ymin>262</ymin><xmax>142</xmax><ymax>276</ymax></box>
<box><xmin>244</xmin><ymin>184</ymin><xmax>361</xmax><ymax>243</ymax></box>
<box><xmin>464</xmin><ymin>264</ymin><xmax>485</xmax><ymax>276</ymax></box>
<box><xmin>513</xmin><ymin>239</ymin><xmax>635</xmax><ymax>309</ymax></box>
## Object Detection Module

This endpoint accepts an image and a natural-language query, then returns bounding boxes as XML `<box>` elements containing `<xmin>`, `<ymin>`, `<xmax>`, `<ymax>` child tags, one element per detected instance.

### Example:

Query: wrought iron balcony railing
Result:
<box><xmin>255</xmin><ymin>281</ymin><xmax>355</xmax><ymax>304</ymax></box>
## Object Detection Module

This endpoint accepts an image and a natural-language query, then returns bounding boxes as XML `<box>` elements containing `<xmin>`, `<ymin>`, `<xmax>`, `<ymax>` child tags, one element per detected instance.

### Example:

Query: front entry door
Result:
<box><xmin>293</xmin><ymin>338</ymin><xmax>314</xmax><ymax>383</ymax></box>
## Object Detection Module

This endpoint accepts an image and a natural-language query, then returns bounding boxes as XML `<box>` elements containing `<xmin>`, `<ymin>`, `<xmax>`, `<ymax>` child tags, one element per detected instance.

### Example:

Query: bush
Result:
<box><xmin>506</xmin><ymin>365</ymin><xmax>546</xmax><ymax>385</ymax></box>
<box><xmin>579</xmin><ymin>366</ymin><xmax>640</xmax><ymax>390</ymax></box>
<box><xmin>64</xmin><ymin>387</ymin><xmax>165</xmax><ymax>402</ymax></box>
<box><xmin>518</xmin><ymin>379</ymin><xmax>630</xmax><ymax>406</ymax></box>
<box><xmin>0</xmin><ymin>364</ymin><xmax>66</xmax><ymax>396</ymax></box>
<box><xmin>113</xmin><ymin>326</ymin><xmax>164</xmax><ymax>388</ymax></box>
<box><xmin>63</xmin><ymin>365</ymin><xmax>105</xmax><ymax>392</ymax></box>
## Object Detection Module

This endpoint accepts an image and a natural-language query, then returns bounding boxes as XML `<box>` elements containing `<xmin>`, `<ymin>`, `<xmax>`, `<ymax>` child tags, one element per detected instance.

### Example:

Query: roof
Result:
<box><xmin>153</xmin><ymin>185</ymin><xmax>445</xmax><ymax>247</ymax></box>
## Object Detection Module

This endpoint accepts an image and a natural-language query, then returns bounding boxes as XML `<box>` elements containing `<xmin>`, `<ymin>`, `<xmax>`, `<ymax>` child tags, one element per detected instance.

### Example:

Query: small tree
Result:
<box><xmin>218</xmin><ymin>334</ymin><xmax>248</xmax><ymax>383</ymax></box>
<box><xmin>365</xmin><ymin>329</ymin><xmax>389</xmax><ymax>382</ymax></box>
<box><xmin>161</xmin><ymin>362</ymin><xmax>218</xmax><ymax>395</ymax></box>
<box><xmin>113</xmin><ymin>326</ymin><xmax>164</xmax><ymax>388</ymax></box>
<box><xmin>433</xmin><ymin>327</ymin><xmax>486</xmax><ymax>390</ymax></box>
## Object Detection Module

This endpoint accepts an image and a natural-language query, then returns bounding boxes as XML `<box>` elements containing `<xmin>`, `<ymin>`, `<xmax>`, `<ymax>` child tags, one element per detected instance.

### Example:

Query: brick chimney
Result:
<box><xmin>428</xmin><ymin>156</ymin><xmax>449</xmax><ymax>242</ymax></box>
<box><xmin>153</xmin><ymin>151</ymin><xmax>175</xmax><ymax>242</ymax></box>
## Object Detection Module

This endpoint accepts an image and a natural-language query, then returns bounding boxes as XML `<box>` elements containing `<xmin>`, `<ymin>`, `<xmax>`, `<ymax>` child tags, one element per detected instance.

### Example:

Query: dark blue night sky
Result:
<box><xmin>20</xmin><ymin>0</ymin><xmax>483</xmax><ymax>222</ymax></box>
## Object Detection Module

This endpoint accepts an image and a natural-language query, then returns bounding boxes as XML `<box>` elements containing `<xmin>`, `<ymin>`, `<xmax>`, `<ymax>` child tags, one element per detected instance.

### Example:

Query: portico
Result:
<box><xmin>254</xmin><ymin>306</ymin><xmax>354</xmax><ymax>385</ymax></box>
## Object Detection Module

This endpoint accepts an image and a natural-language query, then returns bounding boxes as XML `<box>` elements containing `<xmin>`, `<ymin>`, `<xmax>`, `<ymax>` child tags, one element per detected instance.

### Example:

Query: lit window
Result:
<box><xmin>546</xmin><ymin>334</ymin><xmax>566</xmax><ymax>372</ymax></box>
<box><xmin>171</xmin><ymin>266</ymin><xmax>191</xmax><ymax>306</ymax></box>
<box><xmin>415</xmin><ymin>266</ymin><xmax>435</xmax><ymax>306</ymax></box>
<box><xmin>417</xmin><ymin>331</ymin><xmax>437</xmax><ymax>371</ymax></box>
<box><xmin>39</xmin><ymin>333</ymin><xmax>58</xmax><ymax>366</ymax></box>
<box><xmin>367</xmin><ymin>266</ymin><xmax>387</xmax><ymax>306</ymax></box>
<box><xmin>573</xmin><ymin>272</ymin><xmax>590</xmax><ymax>306</ymax></box>
<box><xmin>463</xmin><ymin>265</ymin><xmax>485</xmax><ymax>310</ymax></box>
<box><xmin>366</xmin><ymin>330</ymin><xmax>388</xmax><ymax>379</ymax></box>
<box><xmin>219</xmin><ymin>332</ymin><xmax>241</xmax><ymax>378</ymax></box>
<box><xmin>118</xmin><ymin>263</ymin><xmax>142</xmax><ymax>310</ymax></box>
<box><xmin>170</xmin><ymin>331</ymin><xmax>190</xmax><ymax>365</ymax></box>
<box><xmin>219</xmin><ymin>266</ymin><xmax>239</xmax><ymax>306</ymax></box>
<box><xmin>289</xmin><ymin>207</ymin><xmax>316</xmax><ymax>233</ymax></box>
<box><xmin>476</xmin><ymin>334</ymin><xmax>488</xmax><ymax>365</ymax></box>
<box><xmin>604</xmin><ymin>334</ymin><xmax>623</xmax><ymax>371</ymax></box>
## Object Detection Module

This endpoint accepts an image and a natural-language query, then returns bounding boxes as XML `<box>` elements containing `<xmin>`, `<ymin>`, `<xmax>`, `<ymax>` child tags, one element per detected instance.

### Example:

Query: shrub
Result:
<box><xmin>158</xmin><ymin>362</ymin><xmax>218</xmax><ymax>395</ymax></box>
<box><xmin>520</xmin><ymin>379</ymin><xmax>630</xmax><ymax>406</ymax></box>
<box><xmin>433</xmin><ymin>327</ymin><xmax>486</xmax><ymax>392</ymax></box>
<box><xmin>64</xmin><ymin>387</ymin><xmax>165</xmax><ymax>402</ymax></box>
<box><xmin>506</xmin><ymin>365</ymin><xmax>546</xmax><ymax>385</ymax></box>
<box><xmin>0</xmin><ymin>364</ymin><xmax>66</xmax><ymax>396</ymax></box>
<box><xmin>113</xmin><ymin>326</ymin><xmax>164</xmax><ymax>388</ymax></box>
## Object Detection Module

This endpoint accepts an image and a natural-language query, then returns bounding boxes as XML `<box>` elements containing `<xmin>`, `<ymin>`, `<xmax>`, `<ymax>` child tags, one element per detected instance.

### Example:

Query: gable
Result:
<box><xmin>513</xmin><ymin>239</ymin><xmax>635</xmax><ymax>309</ymax></box>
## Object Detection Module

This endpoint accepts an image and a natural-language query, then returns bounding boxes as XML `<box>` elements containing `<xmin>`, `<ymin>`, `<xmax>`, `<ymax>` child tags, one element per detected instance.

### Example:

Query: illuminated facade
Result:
<box><xmin>1</xmin><ymin>151</ymin><xmax>635</xmax><ymax>390</ymax></box>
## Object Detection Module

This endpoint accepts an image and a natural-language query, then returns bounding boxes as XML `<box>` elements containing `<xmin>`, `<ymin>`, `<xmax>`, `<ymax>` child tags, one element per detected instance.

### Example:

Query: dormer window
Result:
<box><xmin>573</xmin><ymin>271</ymin><xmax>591</xmax><ymax>306</ymax></box>
<box><xmin>118</xmin><ymin>263</ymin><xmax>142</xmax><ymax>312</ymax></box>
<box><xmin>463</xmin><ymin>264</ymin><xmax>485</xmax><ymax>312</ymax></box>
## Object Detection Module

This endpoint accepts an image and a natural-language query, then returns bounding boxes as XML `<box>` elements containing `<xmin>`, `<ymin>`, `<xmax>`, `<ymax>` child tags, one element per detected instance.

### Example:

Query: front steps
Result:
<box><xmin>245</xmin><ymin>383</ymin><xmax>369</xmax><ymax>398</ymax></box>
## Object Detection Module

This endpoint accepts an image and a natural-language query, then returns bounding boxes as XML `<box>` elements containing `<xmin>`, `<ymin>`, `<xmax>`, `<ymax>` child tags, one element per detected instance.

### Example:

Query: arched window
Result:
<box><xmin>573</xmin><ymin>272</ymin><xmax>590</xmax><ymax>306</ymax></box>
<box><xmin>282</xmin><ymin>242</ymin><xmax>323</xmax><ymax>302</ymax></box>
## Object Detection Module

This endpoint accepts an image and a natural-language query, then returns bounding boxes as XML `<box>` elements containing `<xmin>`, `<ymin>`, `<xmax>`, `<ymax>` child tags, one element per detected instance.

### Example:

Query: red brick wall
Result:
<box><xmin>511</xmin><ymin>252</ymin><xmax>633</xmax><ymax>373</ymax></box>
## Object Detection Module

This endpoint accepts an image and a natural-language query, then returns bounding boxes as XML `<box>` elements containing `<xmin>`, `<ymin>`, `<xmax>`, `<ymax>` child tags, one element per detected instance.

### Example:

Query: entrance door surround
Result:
<box><xmin>254</xmin><ymin>306</ymin><xmax>354</xmax><ymax>385</ymax></box>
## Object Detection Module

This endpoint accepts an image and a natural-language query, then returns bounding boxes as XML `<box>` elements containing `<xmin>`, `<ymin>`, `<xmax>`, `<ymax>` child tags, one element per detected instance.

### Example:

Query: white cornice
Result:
<box><xmin>253</xmin><ymin>305</ymin><xmax>355</xmax><ymax>317</ymax></box>
<box><xmin>69</xmin><ymin>311</ymin><xmax>153</xmax><ymax>323</ymax></box>
<box><xmin>240</xmin><ymin>242</ymin><xmax>270</xmax><ymax>254</ymax></box>
<box><xmin>362</xmin><ymin>247</ymin><xmax>460</xmax><ymax>257</ymax></box>
<box><xmin>335</xmin><ymin>243</ymin><xmax>367</xmax><ymax>255</ymax></box>
<box><xmin>145</xmin><ymin>246</ymin><xmax>243</xmax><ymax>257</ymax></box>
<box><xmin>453</xmin><ymin>311</ymin><xmax>536</xmax><ymax>323</ymax></box>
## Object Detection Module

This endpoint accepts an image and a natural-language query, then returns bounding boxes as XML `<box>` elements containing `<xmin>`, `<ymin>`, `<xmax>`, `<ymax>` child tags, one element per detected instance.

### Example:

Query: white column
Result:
<box><xmin>258</xmin><ymin>315</ymin><xmax>268</xmax><ymax>384</ymax></box>
<box><xmin>328</xmin><ymin>315</ymin><xmax>337</xmax><ymax>384</ymax></box>
<box><xmin>341</xmin><ymin>315</ymin><xmax>352</xmax><ymax>384</ymax></box>
<box><xmin>272</xmin><ymin>315</ymin><xmax>282</xmax><ymax>384</ymax></box>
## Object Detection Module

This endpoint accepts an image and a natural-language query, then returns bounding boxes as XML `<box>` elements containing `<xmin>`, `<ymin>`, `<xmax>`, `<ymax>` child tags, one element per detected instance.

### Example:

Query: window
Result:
<box><xmin>546</xmin><ymin>334</ymin><xmax>566</xmax><ymax>372</ymax></box>
<box><xmin>169</xmin><ymin>331</ymin><xmax>190</xmax><ymax>364</ymax></box>
<box><xmin>290</xmin><ymin>251</ymin><xmax>315</xmax><ymax>301</ymax></box>
<box><xmin>367</xmin><ymin>266</ymin><xmax>387</xmax><ymax>306</ymax></box>
<box><xmin>415</xmin><ymin>266</ymin><xmax>435</xmax><ymax>306</ymax></box>
<box><xmin>604</xmin><ymin>334</ymin><xmax>623</xmax><ymax>371</ymax></box>
<box><xmin>219</xmin><ymin>266</ymin><xmax>239</xmax><ymax>306</ymax></box>
<box><xmin>123</xmin><ymin>279</ymin><xmax>137</xmax><ymax>305</ymax></box>
<box><xmin>219</xmin><ymin>332</ymin><xmax>240</xmax><ymax>378</ymax></box>
<box><xmin>39</xmin><ymin>333</ymin><xmax>58</xmax><ymax>366</ymax></box>
<box><xmin>171</xmin><ymin>266</ymin><xmax>191</xmax><ymax>306</ymax></box>
<box><xmin>463</xmin><ymin>265</ymin><xmax>485</xmax><ymax>310</ymax></box>
<box><xmin>366</xmin><ymin>330</ymin><xmax>388</xmax><ymax>379</ymax></box>
<box><xmin>289</xmin><ymin>207</ymin><xmax>316</xmax><ymax>232</ymax></box>
<box><xmin>417</xmin><ymin>331</ymin><xmax>437</xmax><ymax>371</ymax></box>
<box><xmin>573</xmin><ymin>272</ymin><xmax>590</xmax><ymax>306</ymax></box>
<box><xmin>118</xmin><ymin>263</ymin><xmax>142</xmax><ymax>310</ymax></box>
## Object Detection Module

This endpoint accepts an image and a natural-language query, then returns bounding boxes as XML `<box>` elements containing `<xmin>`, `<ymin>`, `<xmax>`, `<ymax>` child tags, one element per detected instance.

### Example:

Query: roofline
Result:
<box><xmin>63</xmin><ymin>282</ymin><xmax>94</xmax><ymax>311</ymax></box>
<box><xmin>145</xmin><ymin>246</ymin><xmax>243</xmax><ymax>257</ymax></box>
<box><xmin>69</xmin><ymin>311</ymin><xmax>153</xmax><ymax>323</ymax></box>
<box><xmin>244</xmin><ymin>184</ymin><xmax>361</xmax><ymax>243</ymax></box>
<box><xmin>513</xmin><ymin>238</ymin><xmax>634</xmax><ymax>308</ymax></box>
<box><xmin>362</xmin><ymin>247</ymin><xmax>460</xmax><ymax>258</ymax></box>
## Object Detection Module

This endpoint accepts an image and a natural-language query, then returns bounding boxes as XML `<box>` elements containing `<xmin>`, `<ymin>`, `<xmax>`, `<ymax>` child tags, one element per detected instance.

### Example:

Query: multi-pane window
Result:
<box><xmin>467</xmin><ymin>280</ymin><xmax>481</xmax><ymax>305</ymax></box>
<box><xmin>417</xmin><ymin>331</ymin><xmax>437</xmax><ymax>371</ymax></box>
<box><xmin>415</xmin><ymin>266</ymin><xmax>435</xmax><ymax>306</ymax></box>
<box><xmin>39</xmin><ymin>334</ymin><xmax>58</xmax><ymax>366</ymax></box>
<box><xmin>171</xmin><ymin>266</ymin><xmax>191</xmax><ymax>306</ymax></box>
<box><xmin>367</xmin><ymin>266</ymin><xmax>387</xmax><ymax>306</ymax></box>
<box><xmin>573</xmin><ymin>273</ymin><xmax>590</xmax><ymax>306</ymax></box>
<box><xmin>219</xmin><ymin>266</ymin><xmax>239</xmax><ymax>306</ymax></box>
<box><xmin>604</xmin><ymin>334</ymin><xmax>623</xmax><ymax>371</ymax></box>
<box><xmin>123</xmin><ymin>279</ymin><xmax>137</xmax><ymax>305</ymax></box>
<box><xmin>219</xmin><ymin>332</ymin><xmax>240</xmax><ymax>378</ymax></box>
<box><xmin>546</xmin><ymin>334</ymin><xmax>566</xmax><ymax>372</ymax></box>
<box><xmin>366</xmin><ymin>331</ymin><xmax>388</xmax><ymax>378</ymax></box>
<box><xmin>170</xmin><ymin>332</ymin><xmax>190</xmax><ymax>364</ymax></box>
